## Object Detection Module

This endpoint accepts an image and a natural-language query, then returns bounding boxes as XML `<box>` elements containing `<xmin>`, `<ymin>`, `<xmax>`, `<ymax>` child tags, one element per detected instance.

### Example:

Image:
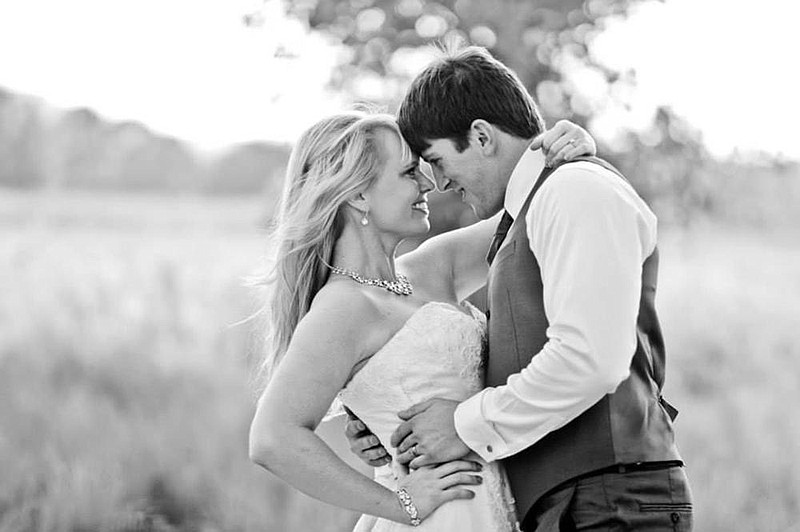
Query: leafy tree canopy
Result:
<box><xmin>257</xmin><ymin>0</ymin><xmax>650</xmax><ymax>122</ymax></box>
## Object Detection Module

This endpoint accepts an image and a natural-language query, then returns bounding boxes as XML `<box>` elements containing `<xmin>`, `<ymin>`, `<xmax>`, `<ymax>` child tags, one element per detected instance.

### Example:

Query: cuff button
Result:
<box><xmin>486</xmin><ymin>445</ymin><xmax>493</xmax><ymax>453</ymax></box>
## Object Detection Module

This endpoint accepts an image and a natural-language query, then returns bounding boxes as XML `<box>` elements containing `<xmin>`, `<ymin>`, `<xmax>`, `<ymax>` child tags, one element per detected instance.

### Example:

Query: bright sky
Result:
<box><xmin>0</xmin><ymin>0</ymin><xmax>345</xmax><ymax>149</ymax></box>
<box><xmin>592</xmin><ymin>0</ymin><xmax>800</xmax><ymax>159</ymax></box>
<box><xmin>0</xmin><ymin>0</ymin><xmax>797</xmax><ymax>158</ymax></box>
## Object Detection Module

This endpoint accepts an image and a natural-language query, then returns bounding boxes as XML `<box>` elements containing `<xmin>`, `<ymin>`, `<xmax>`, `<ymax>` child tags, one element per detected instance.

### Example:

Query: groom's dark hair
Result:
<box><xmin>397</xmin><ymin>45</ymin><xmax>545</xmax><ymax>155</ymax></box>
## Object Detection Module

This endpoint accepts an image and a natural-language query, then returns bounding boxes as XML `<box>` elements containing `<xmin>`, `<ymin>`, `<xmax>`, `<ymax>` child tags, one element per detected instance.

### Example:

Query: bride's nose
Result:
<box><xmin>417</xmin><ymin>171</ymin><xmax>435</xmax><ymax>194</ymax></box>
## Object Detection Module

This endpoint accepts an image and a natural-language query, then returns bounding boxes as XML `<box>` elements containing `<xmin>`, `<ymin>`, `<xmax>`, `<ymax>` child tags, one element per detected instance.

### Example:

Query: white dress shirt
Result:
<box><xmin>453</xmin><ymin>148</ymin><xmax>658</xmax><ymax>462</ymax></box>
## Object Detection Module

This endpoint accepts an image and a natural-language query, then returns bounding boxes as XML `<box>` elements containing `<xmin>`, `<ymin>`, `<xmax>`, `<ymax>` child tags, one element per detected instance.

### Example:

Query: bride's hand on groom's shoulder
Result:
<box><xmin>392</xmin><ymin>398</ymin><xmax>472</xmax><ymax>469</ymax></box>
<box><xmin>532</xmin><ymin>119</ymin><xmax>597</xmax><ymax>168</ymax></box>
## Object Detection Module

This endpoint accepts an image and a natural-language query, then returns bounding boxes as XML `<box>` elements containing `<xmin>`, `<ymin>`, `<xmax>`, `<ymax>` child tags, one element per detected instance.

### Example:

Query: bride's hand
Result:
<box><xmin>532</xmin><ymin>119</ymin><xmax>597</xmax><ymax>167</ymax></box>
<box><xmin>395</xmin><ymin>460</ymin><xmax>483</xmax><ymax>523</ymax></box>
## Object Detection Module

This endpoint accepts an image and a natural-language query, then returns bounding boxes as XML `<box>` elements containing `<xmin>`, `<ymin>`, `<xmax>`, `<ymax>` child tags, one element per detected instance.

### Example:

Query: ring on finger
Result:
<box><xmin>567</xmin><ymin>138</ymin><xmax>576</xmax><ymax>145</ymax></box>
<box><xmin>411</xmin><ymin>444</ymin><xmax>419</xmax><ymax>457</ymax></box>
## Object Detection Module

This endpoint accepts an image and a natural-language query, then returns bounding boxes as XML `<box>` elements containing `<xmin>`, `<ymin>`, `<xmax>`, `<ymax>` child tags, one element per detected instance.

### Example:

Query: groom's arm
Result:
<box><xmin>453</xmin><ymin>162</ymin><xmax>658</xmax><ymax>462</ymax></box>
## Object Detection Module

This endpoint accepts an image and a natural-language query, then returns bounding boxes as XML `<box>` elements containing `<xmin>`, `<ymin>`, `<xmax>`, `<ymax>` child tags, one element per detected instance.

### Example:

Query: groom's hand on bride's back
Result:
<box><xmin>344</xmin><ymin>409</ymin><xmax>392</xmax><ymax>467</ymax></box>
<box><xmin>391</xmin><ymin>398</ymin><xmax>471</xmax><ymax>469</ymax></box>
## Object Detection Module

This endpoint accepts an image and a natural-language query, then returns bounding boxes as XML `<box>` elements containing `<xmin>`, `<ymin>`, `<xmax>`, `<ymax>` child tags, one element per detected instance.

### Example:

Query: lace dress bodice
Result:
<box><xmin>339</xmin><ymin>301</ymin><xmax>518</xmax><ymax>532</ymax></box>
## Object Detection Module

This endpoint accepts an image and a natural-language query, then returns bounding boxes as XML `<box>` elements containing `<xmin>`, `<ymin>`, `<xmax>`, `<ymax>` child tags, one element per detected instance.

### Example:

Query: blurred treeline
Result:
<box><xmin>272</xmin><ymin>0</ymin><xmax>800</xmax><ymax>227</ymax></box>
<box><xmin>2</xmin><ymin>0</ymin><xmax>799</xmax><ymax>229</ymax></box>
<box><xmin>0</xmin><ymin>87</ymin><xmax>289</xmax><ymax>196</ymax></box>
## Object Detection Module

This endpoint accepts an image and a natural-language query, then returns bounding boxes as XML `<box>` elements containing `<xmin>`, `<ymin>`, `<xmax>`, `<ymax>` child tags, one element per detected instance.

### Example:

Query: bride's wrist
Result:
<box><xmin>395</xmin><ymin>488</ymin><xmax>421</xmax><ymax>527</ymax></box>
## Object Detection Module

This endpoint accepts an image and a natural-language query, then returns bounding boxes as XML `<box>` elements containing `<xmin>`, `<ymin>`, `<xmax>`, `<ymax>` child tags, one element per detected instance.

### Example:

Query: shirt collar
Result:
<box><xmin>504</xmin><ymin>146</ymin><xmax>547</xmax><ymax>220</ymax></box>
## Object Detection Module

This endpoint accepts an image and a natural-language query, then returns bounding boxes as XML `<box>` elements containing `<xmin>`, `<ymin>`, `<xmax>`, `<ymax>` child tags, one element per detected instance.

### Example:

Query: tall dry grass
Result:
<box><xmin>0</xmin><ymin>191</ymin><xmax>358</xmax><ymax>532</ymax></box>
<box><xmin>658</xmin><ymin>227</ymin><xmax>800</xmax><ymax>531</ymax></box>
<box><xmin>0</xmin><ymin>190</ymin><xmax>798</xmax><ymax>531</ymax></box>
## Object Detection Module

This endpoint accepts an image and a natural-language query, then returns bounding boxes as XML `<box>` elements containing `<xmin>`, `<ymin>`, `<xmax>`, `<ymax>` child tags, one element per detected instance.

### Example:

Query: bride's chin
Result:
<box><xmin>416</xmin><ymin>221</ymin><xmax>431</xmax><ymax>235</ymax></box>
<box><xmin>402</xmin><ymin>224</ymin><xmax>430</xmax><ymax>238</ymax></box>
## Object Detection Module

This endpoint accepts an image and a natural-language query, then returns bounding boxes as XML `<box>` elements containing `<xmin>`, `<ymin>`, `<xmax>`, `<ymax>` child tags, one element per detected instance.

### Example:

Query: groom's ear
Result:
<box><xmin>470</xmin><ymin>120</ymin><xmax>497</xmax><ymax>156</ymax></box>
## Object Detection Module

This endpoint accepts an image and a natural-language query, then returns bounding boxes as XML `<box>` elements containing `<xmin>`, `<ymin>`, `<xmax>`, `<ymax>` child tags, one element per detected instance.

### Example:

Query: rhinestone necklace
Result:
<box><xmin>329</xmin><ymin>265</ymin><xmax>413</xmax><ymax>296</ymax></box>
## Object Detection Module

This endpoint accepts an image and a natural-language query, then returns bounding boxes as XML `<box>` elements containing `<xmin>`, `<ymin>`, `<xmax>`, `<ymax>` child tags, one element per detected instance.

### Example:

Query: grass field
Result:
<box><xmin>1</xmin><ymin>189</ymin><xmax>798</xmax><ymax>531</ymax></box>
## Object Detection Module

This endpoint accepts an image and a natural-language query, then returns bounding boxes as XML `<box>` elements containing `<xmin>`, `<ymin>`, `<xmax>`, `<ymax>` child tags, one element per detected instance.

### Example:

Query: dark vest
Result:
<box><xmin>486</xmin><ymin>156</ymin><xmax>682</xmax><ymax>520</ymax></box>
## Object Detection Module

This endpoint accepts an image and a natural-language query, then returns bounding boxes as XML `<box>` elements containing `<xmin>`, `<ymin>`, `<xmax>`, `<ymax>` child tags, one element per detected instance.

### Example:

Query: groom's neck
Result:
<box><xmin>498</xmin><ymin>136</ymin><xmax>535</xmax><ymax>183</ymax></box>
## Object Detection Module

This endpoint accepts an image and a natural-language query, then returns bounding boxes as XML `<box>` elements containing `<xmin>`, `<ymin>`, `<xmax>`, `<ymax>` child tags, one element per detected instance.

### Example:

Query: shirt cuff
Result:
<box><xmin>454</xmin><ymin>390</ymin><xmax>508</xmax><ymax>463</ymax></box>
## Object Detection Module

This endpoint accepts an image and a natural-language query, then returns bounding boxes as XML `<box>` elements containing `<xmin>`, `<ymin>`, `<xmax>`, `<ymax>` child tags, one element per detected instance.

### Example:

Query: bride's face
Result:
<box><xmin>362</xmin><ymin>128</ymin><xmax>435</xmax><ymax>239</ymax></box>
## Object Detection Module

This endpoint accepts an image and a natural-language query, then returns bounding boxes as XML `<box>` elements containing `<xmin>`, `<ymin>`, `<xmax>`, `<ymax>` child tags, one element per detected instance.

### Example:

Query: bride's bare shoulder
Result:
<box><xmin>287</xmin><ymin>283</ymin><xmax>384</xmax><ymax>363</ymax></box>
<box><xmin>308</xmin><ymin>281</ymin><xmax>383</xmax><ymax>325</ymax></box>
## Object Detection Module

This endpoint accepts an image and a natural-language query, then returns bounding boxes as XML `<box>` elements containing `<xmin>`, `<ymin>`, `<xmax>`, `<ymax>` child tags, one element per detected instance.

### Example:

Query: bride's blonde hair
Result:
<box><xmin>254</xmin><ymin>110</ymin><xmax>406</xmax><ymax>388</ymax></box>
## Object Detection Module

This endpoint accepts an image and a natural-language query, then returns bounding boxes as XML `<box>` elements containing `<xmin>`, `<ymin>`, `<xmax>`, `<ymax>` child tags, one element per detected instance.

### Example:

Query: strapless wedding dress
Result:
<box><xmin>339</xmin><ymin>301</ymin><xmax>519</xmax><ymax>532</ymax></box>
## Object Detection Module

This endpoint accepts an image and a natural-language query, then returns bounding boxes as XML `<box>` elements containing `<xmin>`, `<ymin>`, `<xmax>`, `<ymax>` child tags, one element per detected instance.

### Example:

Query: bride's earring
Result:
<box><xmin>361</xmin><ymin>206</ymin><xmax>369</xmax><ymax>226</ymax></box>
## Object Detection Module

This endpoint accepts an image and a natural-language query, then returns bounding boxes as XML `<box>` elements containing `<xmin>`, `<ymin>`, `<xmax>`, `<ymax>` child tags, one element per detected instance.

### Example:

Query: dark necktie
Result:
<box><xmin>486</xmin><ymin>210</ymin><xmax>514</xmax><ymax>265</ymax></box>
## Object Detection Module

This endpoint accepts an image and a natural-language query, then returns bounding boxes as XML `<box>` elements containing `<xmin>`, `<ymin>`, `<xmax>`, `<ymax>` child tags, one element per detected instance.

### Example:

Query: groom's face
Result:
<box><xmin>421</xmin><ymin>138</ymin><xmax>504</xmax><ymax>220</ymax></box>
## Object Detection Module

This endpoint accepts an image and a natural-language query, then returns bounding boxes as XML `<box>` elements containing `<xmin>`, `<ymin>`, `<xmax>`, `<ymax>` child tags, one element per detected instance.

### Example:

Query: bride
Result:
<box><xmin>248</xmin><ymin>110</ymin><xmax>594</xmax><ymax>530</ymax></box>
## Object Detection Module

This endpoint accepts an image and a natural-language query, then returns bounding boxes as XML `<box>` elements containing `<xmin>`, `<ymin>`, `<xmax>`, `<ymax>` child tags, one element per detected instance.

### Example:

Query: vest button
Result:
<box><xmin>486</xmin><ymin>445</ymin><xmax>493</xmax><ymax>453</ymax></box>
<box><xmin>671</xmin><ymin>512</ymin><xmax>680</xmax><ymax>524</ymax></box>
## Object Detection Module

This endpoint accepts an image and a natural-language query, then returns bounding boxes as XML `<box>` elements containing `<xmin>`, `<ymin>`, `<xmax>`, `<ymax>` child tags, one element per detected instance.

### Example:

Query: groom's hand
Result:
<box><xmin>344</xmin><ymin>409</ymin><xmax>392</xmax><ymax>467</ymax></box>
<box><xmin>391</xmin><ymin>398</ymin><xmax>471</xmax><ymax>469</ymax></box>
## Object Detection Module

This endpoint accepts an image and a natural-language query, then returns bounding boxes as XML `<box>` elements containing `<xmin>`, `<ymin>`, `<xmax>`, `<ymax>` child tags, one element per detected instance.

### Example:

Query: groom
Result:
<box><xmin>348</xmin><ymin>46</ymin><xmax>692</xmax><ymax>530</ymax></box>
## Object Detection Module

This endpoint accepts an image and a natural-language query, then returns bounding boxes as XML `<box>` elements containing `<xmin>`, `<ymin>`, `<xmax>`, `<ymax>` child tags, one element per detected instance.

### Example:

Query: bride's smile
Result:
<box><xmin>358</xmin><ymin>127</ymin><xmax>435</xmax><ymax>243</ymax></box>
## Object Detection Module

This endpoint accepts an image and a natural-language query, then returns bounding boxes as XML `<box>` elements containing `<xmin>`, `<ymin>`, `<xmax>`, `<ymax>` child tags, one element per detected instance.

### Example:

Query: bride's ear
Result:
<box><xmin>346</xmin><ymin>192</ymin><xmax>369</xmax><ymax>217</ymax></box>
<box><xmin>346</xmin><ymin>191</ymin><xmax>368</xmax><ymax>209</ymax></box>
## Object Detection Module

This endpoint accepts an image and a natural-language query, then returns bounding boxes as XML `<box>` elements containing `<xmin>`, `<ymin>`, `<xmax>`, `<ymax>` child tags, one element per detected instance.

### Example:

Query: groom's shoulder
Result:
<box><xmin>542</xmin><ymin>158</ymin><xmax>640</xmax><ymax>201</ymax></box>
<box><xmin>549</xmin><ymin>156</ymin><xmax>622</xmax><ymax>182</ymax></box>
<box><xmin>532</xmin><ymin>158</ymin><xmax>655</xmax><ymax>226</ymax></box>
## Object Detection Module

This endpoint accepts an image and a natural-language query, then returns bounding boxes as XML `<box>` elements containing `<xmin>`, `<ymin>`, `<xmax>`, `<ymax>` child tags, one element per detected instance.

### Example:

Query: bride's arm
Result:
<box><xmin>249</xmin><ymin>294</ymin><xmax>408</xmax><ymax>520</ymax></box>
<box><xmin>402</xmin><ymin>213</ymin><xmax>501</xmax><ymax>302</ymax></box>
<box><xmin>249</xmin><ymin>289</ymin><xmax>480</xmax><ymax>523</ymax></box>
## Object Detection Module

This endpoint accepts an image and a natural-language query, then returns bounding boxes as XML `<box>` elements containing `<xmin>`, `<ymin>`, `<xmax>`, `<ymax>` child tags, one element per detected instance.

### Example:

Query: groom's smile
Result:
<box><xmin>422</xmin><ymin>136</ymin><xmax>502</xmax><ymax>220</ymax></box>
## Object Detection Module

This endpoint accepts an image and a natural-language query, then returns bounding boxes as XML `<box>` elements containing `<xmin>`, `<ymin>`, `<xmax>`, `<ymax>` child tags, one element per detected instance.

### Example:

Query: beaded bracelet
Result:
<box><xmin>395</xmin><ymin>488</ymin><xmax>421</xmax><ymax>527</ymax></box>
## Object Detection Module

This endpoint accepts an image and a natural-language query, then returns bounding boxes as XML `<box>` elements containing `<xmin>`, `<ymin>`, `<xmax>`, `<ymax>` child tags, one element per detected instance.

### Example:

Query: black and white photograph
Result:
<box><xmin>1</xmin><ymin>1</ymin><xmax>798</xmax><ymax>531</ymax></box>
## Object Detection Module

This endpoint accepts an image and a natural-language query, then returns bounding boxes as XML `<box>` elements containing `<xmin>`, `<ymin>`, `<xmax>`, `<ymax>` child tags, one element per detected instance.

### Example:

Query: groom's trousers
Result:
<box><xmin>520</xmin><ymin>464</ymin><xmax>693</xmax><ymax>532</ymax></box>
